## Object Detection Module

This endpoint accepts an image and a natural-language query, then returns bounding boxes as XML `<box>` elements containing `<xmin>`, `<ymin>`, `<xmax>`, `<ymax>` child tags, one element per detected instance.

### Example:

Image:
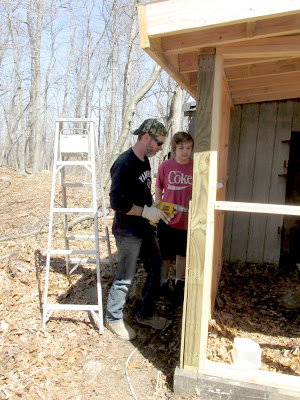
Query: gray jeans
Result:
<box><xmin>105</xmin><ymin>232</ymin><xmax>162</xmax><ymax>323</ymax></box>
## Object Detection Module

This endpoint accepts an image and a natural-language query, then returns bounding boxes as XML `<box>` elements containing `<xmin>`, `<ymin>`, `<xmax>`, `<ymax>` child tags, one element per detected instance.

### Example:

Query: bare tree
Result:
<box><xmin>7</xmin><ymin>7</ymin><xmax>26</xmax><ymax>174</ymax></box>
<box><xmin>102</xmin><ymin>64</ymin><xmax>161</xmax><ymax>189</ymax></box>
<box><xmin>160</xmin><ymin>81</ymin><xmax>183</xmax><ymax>161</ymax></box>
<box><xmin>0</xmin><ymin>0</ymin><xmax>187</xmax><ymax>179</ymax></box>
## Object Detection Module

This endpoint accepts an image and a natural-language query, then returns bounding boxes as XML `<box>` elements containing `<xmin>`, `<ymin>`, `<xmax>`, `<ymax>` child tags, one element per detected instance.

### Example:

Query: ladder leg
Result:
<box><xmin>43</xmin><ymin>121</ymin><xmax>60</xmax><ymax>328</ymax></box>
<box><xmin>95</xmin><ymin>134</ymin><xmax>114</xmax><ymax>276</ymax></box>
<box><xmin>91</xmin><ymin>122</ymin><xmax>104</xmax><ymax>333</ymax></box>
<box><xmin>61</xmin><ymin>153</ymin><xmax>70</xmax><ymax>278</ymax></box>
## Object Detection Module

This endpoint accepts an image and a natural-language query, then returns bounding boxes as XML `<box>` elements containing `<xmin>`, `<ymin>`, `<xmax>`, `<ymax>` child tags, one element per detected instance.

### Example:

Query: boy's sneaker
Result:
<box><xmin>173</xmin><ymin>279</ymin><xmax>185</xmax><ymax>304</ymax></box>
<box><xmin>105</xmin><ymin>320</ymin><xmax>136</xmax><ymax>341</ymax></box>
<box><xmin>136</xmin><ymin>315</ymin><xmax>171</xmax><ymax>330</ymax></box>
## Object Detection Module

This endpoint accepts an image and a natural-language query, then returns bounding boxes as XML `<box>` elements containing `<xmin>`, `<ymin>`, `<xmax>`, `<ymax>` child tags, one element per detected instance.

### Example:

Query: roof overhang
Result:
<box><xmin>137</xmin><ymin>0</ymin><xmax>300</xmax><ymax>104</ymax></box>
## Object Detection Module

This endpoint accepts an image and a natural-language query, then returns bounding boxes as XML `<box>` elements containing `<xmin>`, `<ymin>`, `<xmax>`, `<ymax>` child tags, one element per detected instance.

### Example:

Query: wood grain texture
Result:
<box><xmin>247</xmin><ymin>102</ymin><xmax>277</xmax><ymax>262</ymax></box>
<box><xmin>230</xmin><ymin>103</ymin><xmax>259</xmax><ymax>262</ymax></box>
<box><xmin>182</xmin><ymin>54</ymin><xmax>222</xmax><ymax>369</ymax></box>
<box><xmin>264</xmin><ymin>101</ymin><xmax>293</xmax><ymax>263</ymax></box>
<box><xmin>223</xmin><ymin>105</ymin><xmax>242</xmax><ymax>261</ymax></box>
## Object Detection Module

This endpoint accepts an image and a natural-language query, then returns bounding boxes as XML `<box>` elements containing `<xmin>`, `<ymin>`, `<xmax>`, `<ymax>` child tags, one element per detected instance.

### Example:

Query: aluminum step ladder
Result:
<box><xmin>42</xmin><ymin>118</ymin><xmax>113</xmax><ymax>333</ymax></box>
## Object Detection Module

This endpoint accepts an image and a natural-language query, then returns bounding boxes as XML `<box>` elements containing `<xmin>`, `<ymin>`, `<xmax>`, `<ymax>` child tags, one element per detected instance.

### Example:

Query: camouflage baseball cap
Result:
<box><xmin>133</xmin><ymin>119</ymin><xmax>167</xmax><ymax>137</ymax></box>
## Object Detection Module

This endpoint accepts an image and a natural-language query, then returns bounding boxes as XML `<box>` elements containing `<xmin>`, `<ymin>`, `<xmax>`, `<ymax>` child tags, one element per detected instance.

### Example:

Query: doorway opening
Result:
<box><xmin>282</xmin><ymin>131</ymin><xmax>300</xmax><ymax>266</ymax></box>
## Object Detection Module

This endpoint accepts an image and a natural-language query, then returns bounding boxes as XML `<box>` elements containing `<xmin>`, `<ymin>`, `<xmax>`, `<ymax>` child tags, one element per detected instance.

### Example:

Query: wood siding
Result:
<box><xmin>223</xmin><ymin>99</ymin><xmax>300</xmax><ymax>264</ymax></box>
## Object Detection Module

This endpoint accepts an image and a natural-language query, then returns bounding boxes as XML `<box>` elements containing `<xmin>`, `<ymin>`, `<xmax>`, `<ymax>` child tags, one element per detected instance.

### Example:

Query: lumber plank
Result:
<box><xmin>181</xmin><ymin>54</ymin><xmax>222</xmax><ymax>369</ymax></box>
<box><xmin>233</xmin><ymin>90</ymin><xmax>300</xmax><ymax>105</ymax></box>
<box><xmin>225</xmin><ymin>57</ymin><xmax>300</xmax><ymax>81</ymax></box>
<box><xmin>247</xmin><ymin>102</ymin><xmax>277</xmax><ymax>263</ymax></box>
<box><xmin>215</xmin><ymin>201</ymin><xmax>300</xmax><ymax>215</ymax></box>
<box><xmin>222</xmin><ymin>106</ymin><xmax>242</xmax><ymax>261</ymax></box>
<box><xmin>217</xmin><ymin>34</ymin><xmax>300</xmax><ymax>58</ymax></box>
<box><xmin>230</xmin><ymin>104</ymin><xmax>259</xmax><ymax>262</ymax></box>
<box><xmin>162</xmin><ymin>14</ymin><xmax>300</xmax><ymax>55</ymax></box>
<box><xmin>232</xmin><ymin>82</ymin><xmax>300</xmax><ymax>99</ymax></box>
<box><xmin>229</xmin><ymin>71</ymin><xmax>300</xmax><ymax>91</ymax></box>
<box><xmin>264</xmin><ymin>101</ymin><xmax>293</xmax><ymax>263</ymax></box>
<box><xmin>211</xmin><ymin>78</ymin><xmax>232</xmax><ymax>307</ymax></box>
<box><xmin>143</xmin><ymin>0</ymin><xmax>300</xmax><ymax>36</ymax></box>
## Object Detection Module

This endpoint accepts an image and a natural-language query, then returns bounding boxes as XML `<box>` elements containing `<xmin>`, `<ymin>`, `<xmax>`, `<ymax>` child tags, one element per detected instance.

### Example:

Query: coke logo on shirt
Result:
<box><xmin>168</xmin><ymin>171</ymin><xmax>192</xmax><ymax>185</ymax></box>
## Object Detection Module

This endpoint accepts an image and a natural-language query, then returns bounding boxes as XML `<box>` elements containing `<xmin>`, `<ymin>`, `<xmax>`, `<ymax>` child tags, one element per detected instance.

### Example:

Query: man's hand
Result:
<box><xmin>142</xmin><ymin>203</ymin><xmax>172</xmax><ymax>224</ymax></box>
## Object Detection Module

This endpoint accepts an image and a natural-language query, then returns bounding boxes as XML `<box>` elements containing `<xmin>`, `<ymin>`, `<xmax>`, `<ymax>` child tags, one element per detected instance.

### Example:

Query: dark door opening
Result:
<box><xmin>282</xmin><ymin>131</ymin><xmax>300</xmax><ymax>266</ymax></box>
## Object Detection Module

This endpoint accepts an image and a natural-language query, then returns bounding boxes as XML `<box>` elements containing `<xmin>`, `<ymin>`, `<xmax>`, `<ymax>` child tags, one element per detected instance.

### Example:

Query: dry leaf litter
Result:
<box><xmin>0</xmin><ymin>166</ymin><xmax>299</xmax><ymax>400</ymax></box>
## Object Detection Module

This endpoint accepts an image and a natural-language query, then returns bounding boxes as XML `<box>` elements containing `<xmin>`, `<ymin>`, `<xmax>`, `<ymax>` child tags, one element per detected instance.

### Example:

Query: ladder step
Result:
<box><xmin>56</xmin><ymin>161</ymin><xmax>92</xmax><ymax>166</ymax></box>
<box><xmin>44</xmin><ymin>304</ymin><xmax>101</xmax><ymax>311</ymax></box>
<box><xmin>50</xmin><ymin>249</ymin><xmax>97</xmax><ymax>255</ymax></box>
<box><xmin>66</xmin><ymin>234</ymin><xmax>108</xmax><ymax>241</ymax></box>
<box><xmin>62</xmin><ymin>182</ymin><xmax>93</xmax><ymax>188</ymax></box>
<box><xmin>68</xmin><ymin>257</ymin><xmax>112</xmax><ymax>265</ymax></box>
<box><xmin>53</xmin><ymin>207</ymin><xmax>95</xmax><ymax>214</ymax></box>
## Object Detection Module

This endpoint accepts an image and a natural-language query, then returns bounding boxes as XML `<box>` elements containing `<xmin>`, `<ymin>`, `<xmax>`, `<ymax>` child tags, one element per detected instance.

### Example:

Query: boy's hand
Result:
<box><xmin>142</xmin><ymin>204</ymin><xmax>171</xmax><ymax>224</ymax></box>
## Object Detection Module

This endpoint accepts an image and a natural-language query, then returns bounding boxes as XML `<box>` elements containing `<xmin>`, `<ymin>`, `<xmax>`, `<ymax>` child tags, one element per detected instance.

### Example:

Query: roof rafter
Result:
<box><xmin>161</xmin><ymin>14</ymin><xmax>300</xmax><ymax>55</ymax></box>
<box><xmin>225</xmin><ymin>58</ymin><xmax>300</xmax><ymax>80</ymax></box>
<box><xmin>138</xmin><ymin>0</ymin><xmax>300</xmax><ymax>104</ymax></box>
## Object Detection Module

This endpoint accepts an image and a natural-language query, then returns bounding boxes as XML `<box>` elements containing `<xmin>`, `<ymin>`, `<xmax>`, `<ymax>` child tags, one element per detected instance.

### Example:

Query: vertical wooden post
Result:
<box><xmin>180</xmin><ymin>53</ymin><xmax>223</xmax><ymax>369</ymax></box>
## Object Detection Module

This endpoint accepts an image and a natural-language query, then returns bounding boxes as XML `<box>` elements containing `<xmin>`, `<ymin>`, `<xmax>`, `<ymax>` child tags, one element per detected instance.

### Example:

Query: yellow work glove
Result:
<box><xmin>142</xmin><ymin>203</ymin><xmax>172</xmax><ymax>224</ymax></box>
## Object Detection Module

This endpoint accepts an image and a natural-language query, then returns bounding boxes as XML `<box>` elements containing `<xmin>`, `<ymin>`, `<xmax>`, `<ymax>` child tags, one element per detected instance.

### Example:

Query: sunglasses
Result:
<box><xmin>149</xmin><ymin>134</ymin><xmax>164</xmax><ymax>147</ymax></box>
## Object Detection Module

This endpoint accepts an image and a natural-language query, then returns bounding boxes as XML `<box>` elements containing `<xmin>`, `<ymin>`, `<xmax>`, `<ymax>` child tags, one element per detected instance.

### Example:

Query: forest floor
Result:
<box><xmin>0</xmin><ymin>165</ymin><xmax>300</xmax><ymax>400</ymax></box>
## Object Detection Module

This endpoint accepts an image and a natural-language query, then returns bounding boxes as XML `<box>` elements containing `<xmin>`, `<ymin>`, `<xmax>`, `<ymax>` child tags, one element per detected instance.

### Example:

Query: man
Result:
<box><xmin>105</xmin><ymin>119</ymin><xmax>171</xmax><ymax>341</ymax></box>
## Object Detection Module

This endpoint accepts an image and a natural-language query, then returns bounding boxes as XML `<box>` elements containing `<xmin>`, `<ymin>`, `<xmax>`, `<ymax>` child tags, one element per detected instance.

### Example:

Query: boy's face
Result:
<box><xmin>175</xmin><ymin>141</ymin><xmax>193</xmax><ymax>164</ymax></box>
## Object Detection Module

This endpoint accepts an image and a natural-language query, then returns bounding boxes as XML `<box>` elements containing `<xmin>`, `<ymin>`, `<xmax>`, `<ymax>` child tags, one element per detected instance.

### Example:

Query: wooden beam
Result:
<box><xmin>181</xmin><ymin>54</ymin><xmax>223</xmax><ymax>370</ymax></box>
<box><xmin>161</xmin><ymin>14</ymin><xmax>300</xmax><ymax>55</ymax></box>
<box><xmin>179</xmin><ymin>50</ymin><xmax>217</xmax><ymax>73</ymax></box>
<box><xmin>179</xmin><ymin>54</ymin><xmax>298</xmax><ymax>75</ymax></box>
<box><xmin>174</xmin><ymin>359</ymin><xmax>300</xmax><ymax>398</ymax></box>
<box><xmin>162</xmin><ymin>23</ymin><xmax>246</xmax><ymax>55</ymax></box>
<box><xmin>143</xmin><ymin>0</ymin><xmax>300</xmax><ymax>36</ymax></box>
<box><xmin>217</xmin><ymin>34</ymin><xmax>300</xmax><ymax>58</ymax></box>
<box><xmin>224</xmin><ymin>57</ymin><xmax>293</xmax><ymax>67</ymax></box>
<box><xmin>211</xmin><ymin>77</ymin><xmax>232</xmax><ymax>308</ymax></box>
<box><xmin>215</xmin><ymin>201</ymin><xmax>300</xmax><ymax>215</ymax></box>
<box><xmin>228</xmin><ymin>71</ymin><xmax>300</xmax><ymax>90</ymax></box>
<box><xmin>137</xmin><ymin>3</ymin><xmax>150</xmax><ymax>49</ymax></box>
<box><xmin>232</xmin><ymin>82</ymin><xmax>300</xmax><ymax>99</ymax></box>
<box><xmin>246</xmin><ymin>21</ymin><xmax>256</xmax><ymax>37</ymax></box>
<box><xmin>233</xmin><ymin>90</ymin><xmax>300</xmax><ymax>104</ymax></box>
<box><xmin>225</xmin><ymin>57</ymin><xmax>300</xmax><ymax>80</ymax></box>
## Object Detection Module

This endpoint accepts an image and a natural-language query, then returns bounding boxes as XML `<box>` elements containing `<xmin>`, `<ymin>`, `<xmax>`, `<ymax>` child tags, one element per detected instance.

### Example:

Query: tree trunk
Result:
<box><xmin>32</xmin><ymin>0</ymin><xmax>43</xmax><ymax>176</ymax></box>
<box><xmin>62</xmin><ymin>4</ymin><xmax>76</xmax><ymax>118</ymax></box>
<box><xmin>107</xmin><ymin>0</ymin><xmax>118</xmax><ymax>157</ymax></box>
<box><xmin>159</xmin><ymin>81</ymin><xmax>183</xmax><ymax>162</ymax></box>
<box><xmin>8</xmin><ymin>10</ymin><xmax>26</xmax><ymax>175</ymax></box>
<box><xmin>102</xmin><ymin>64</ymin><xmax>161</xmax><ymax>190</ymax></box>
<box><xmin>121</xmin><ymin>1</ymin><xmax>138</xmax><ymax>152</ymax></box>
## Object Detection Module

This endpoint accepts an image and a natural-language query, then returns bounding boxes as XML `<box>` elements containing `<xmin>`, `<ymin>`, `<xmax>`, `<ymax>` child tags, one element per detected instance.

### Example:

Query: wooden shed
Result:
<box><xmin>137</xmin><ymin>1</ymin><xmax>300</xmax><ymax>398</ymax></box>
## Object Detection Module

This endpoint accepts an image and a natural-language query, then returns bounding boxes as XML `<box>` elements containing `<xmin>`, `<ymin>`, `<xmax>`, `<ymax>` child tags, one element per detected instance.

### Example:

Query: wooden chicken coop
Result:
<box><xmin>137</xmin><ymin>0</ymin><xmax>300</xmax><ymax>398</ymax></box>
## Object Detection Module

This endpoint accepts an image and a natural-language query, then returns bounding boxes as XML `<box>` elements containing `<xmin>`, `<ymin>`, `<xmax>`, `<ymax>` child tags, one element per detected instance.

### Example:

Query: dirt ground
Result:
<box><xmin>0</xmin><ymin>165</ymin><xmax>299</xmax><ymax>400</ymax></box>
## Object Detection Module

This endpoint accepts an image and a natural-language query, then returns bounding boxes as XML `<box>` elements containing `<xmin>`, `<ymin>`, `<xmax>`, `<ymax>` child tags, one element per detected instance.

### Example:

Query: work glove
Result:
<box><xmin>142</xmin><ymin>203</ymin><xmax>172</xmax><ymax>224</ymax></box>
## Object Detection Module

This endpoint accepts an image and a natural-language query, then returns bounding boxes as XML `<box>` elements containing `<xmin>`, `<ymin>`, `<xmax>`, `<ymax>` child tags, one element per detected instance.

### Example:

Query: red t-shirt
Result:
<box><xmin>156</xmin><ymin>157</ymin><xmax>193</xmax><ymax>230</ymax></box>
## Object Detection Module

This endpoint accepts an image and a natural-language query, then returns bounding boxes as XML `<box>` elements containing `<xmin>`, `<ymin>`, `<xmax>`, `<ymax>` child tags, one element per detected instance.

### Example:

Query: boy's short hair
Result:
<box><xmin>171</xmin><ymin>131</ymin><xmax>194</xmax><ymax>153</ymax></box>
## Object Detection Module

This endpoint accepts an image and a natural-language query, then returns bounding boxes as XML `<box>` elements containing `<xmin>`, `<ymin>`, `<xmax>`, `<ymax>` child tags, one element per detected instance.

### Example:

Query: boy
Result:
<box><xmin>155</xmin><ymin>131</ymin><xmax>194</xmax><ymax>303</ymax></box>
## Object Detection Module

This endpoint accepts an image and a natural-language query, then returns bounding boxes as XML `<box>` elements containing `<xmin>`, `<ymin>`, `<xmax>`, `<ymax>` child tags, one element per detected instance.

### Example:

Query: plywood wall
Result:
<box><xmin>223</xmin><ymin>99</ymin><xmax>300</xmax><ymax>264</ymax></box>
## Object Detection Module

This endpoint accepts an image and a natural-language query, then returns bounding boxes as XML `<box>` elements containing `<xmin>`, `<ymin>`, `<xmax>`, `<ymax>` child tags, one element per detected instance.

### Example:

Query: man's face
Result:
<box><xmin>145</xmin><ymin>134</ymin><xmax>165</xmax><ymax>157</ymax></box>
